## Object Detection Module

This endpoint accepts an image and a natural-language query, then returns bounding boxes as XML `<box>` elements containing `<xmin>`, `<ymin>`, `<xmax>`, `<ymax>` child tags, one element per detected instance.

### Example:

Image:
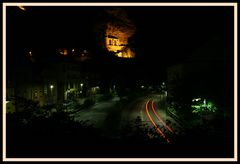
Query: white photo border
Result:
<box><xmin>2</xmin><ymin>2</ymin><xmax>238</xmax><ymax>162</ymax></box>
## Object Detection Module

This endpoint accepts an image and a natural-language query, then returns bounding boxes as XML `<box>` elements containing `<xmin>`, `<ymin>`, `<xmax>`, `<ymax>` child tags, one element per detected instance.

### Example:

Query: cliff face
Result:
<box><xmin>104</xmin><ymin>8</ymin><xmax>136</xmax><ymax>58</ymax></box>
<box><xmin>105</xmin><ymin>8</ymin><xmax>135</xmax><ymax>44</ymax></box>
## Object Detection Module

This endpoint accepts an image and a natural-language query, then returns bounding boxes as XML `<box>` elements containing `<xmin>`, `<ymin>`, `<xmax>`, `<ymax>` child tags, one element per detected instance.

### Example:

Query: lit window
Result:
<box><xmin>44</xmin><ymin>86</ymin><xmax>47</xmax><ymax>94</ymax></box>
<box><xmin>59</xmin><ymin>50</ymin><xmax>63</xmax><ymax>55</ymax></box>
<box><xmin>34</xmin><ymin>89</ymin><xmax>38</xmax><ymax>97</ymax></box>
<box><xmin>59</xmin><ymin>48</ymin><xmax>68</xmax><ymax>55</ymax></box>
<box><xmin>63</xmin><ymin>49</ymin><xmax>68</xmax><ymax>55</ymax></box>
<box><xmin>29</xmin><ymin>51</ymin><xmax>32</xmax><ymax>57</ymax></box>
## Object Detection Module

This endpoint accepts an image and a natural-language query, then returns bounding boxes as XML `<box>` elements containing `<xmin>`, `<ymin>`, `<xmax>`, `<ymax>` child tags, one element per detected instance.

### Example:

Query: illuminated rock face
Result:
<box><xmin>105</xmin><ymin>8</ymin><xmax>136</xmax><ymax>58</ymax></box>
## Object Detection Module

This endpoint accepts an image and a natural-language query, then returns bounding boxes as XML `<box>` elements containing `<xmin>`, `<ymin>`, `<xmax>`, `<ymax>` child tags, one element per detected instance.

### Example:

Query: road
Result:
<box><xmin>72</xmin><ymin>94</ymin><xmax>183</xmax><ymax>142</ymax></box>
<box><xmin>120</xmin><ymin>94</ymin><xmax>183</xmax><ymax>143</ymax></box>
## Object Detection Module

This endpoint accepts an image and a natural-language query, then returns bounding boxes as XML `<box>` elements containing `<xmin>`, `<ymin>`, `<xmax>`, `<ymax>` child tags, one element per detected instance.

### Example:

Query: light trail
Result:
<box><xmin>145</xmin><ymin>100</ymin><xmax>170</xmax><ymax>143</ymax></box>
<box><xmin>151</xmin><ymin>101</ymin><xmax>174</xmax><ymax>134</ymax></box>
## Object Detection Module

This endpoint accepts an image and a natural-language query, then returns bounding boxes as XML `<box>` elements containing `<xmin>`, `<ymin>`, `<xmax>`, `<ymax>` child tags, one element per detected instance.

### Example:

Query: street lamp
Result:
<box><xmin>49</xmin><ymin>85</ymin><xmax>54</xmax><ymax>103</ymax></box>
<box><xmin>50</xmin><ymin>85</ymin><xmax>54</xmax><ymax>96</ymax></box>
<box><xmin>80</xmin><ymin>83</ymin><xmax>83</xmax><ymax>89</ymax></box>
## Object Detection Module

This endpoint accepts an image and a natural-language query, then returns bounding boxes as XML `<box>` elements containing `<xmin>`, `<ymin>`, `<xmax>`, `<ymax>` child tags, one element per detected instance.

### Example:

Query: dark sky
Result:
<box><xmin>7</xmin><ymin>6</ymin><xmax>233</xmax><ymax>70</ymax></box>
<box><xmin>126</xmin><ymin>7</ymin><xmax>233</xmax><ymax>61</ymax></box>
<box><xmin>7</xmin><ymin>7</ymin><xmax>101</xmax><ymax>48</ymax></box>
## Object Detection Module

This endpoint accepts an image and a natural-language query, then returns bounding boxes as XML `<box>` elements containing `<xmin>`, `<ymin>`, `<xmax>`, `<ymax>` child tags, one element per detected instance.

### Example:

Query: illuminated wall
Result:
<box><xmin>104</xmin><ymin>9</ymin><xmax>136</xmax><ymax>58</ymax></box>
<box><xmin>115</xmin><ymin>48</ymin><xmax>135</xmax><ymax>58</ymax></box>
<box><xmin>105</xmin><ymin>35</ymin><xmax>124</xmax><ymax>52</ymax></box>
<box><xmin>105</xmin><ymin>31</ymin><xmax>135</xmax><ymax>58</ymax></box>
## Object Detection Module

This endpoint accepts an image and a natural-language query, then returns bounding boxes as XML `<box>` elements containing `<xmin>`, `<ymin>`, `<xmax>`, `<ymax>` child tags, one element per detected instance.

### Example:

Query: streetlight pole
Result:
<box><xmin>80</xmin><ymin>83</ymin><xmax>83</xmax><ymax>94</ymax></box>
<box><xmin>50</xmin><ymin>85</ymin><xmax>54</xmax><ymax>103</ymax></box>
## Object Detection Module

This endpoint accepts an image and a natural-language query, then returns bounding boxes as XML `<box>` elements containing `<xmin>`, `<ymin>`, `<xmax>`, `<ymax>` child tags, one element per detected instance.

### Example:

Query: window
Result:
<box><xmin>109</xmin><ymin>39</ymin><xmax>112</xmax><ymax>45</ymax></box>
<box><xmin>44</xmin><ymin>86</ymin><xmax>47</xmax><ymax>95</ymax></box>
<box><xmin>34</xmin><ymin>88</ymin><xmax>38</xmax><ymax>98</ymax></box>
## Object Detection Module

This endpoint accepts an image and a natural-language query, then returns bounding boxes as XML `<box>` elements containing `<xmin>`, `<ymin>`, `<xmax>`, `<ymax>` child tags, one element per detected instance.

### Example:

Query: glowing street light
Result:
<box><xmin>50</xmin><ymin>85</ymin><xmax>54</xmax><ymax>96</ymax></box>
<box><xmin>80</xmin><ymin>83</ymin><xmax>83</xmax><ymax>94</ymax></box>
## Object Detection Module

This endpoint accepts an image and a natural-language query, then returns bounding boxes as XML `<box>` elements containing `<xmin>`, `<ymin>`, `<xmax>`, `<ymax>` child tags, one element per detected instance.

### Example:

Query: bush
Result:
<box><xmin>63</xmin><ymin>100</ymin><xmax>81</xmax><ymax>112</ymax></box>
<box><xmin>191</xmin><ymin>98</ymin><xmax>218</xmax><ymax>115</ymax></box>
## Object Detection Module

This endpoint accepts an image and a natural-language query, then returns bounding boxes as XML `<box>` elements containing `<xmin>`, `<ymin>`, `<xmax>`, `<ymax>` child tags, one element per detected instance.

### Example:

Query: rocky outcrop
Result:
<box><xmin>96</xmin><ymin>8</ymin><xmax>136</xmax><ymax>58</ymax></box>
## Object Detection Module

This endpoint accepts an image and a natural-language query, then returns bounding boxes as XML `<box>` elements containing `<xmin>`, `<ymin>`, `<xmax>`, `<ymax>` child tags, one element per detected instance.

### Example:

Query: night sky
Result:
<box><xmin>128</xmin><ymin>7</ymin><xmax>233</xmax><ymax>62</ymax></box>
<box><xmin>7</xmin><ymin>6</ymin><xmax>233</xmax><ymax>57</ymax></box>
<box><xmin>7</xmin><ymin>6</ymin><xmax>234</xmax><ymax>81</ymax></box>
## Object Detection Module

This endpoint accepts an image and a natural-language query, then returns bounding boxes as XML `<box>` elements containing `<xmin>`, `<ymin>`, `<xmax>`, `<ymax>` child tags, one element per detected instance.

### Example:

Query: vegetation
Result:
<box><xmin>6</xmin><ymin>94</ymin><xmax>232</xmax><ymax>158</ymax></box>
<box><xmin>191</xmin><ymin>98</ymin><xmax>218</xmax><ymax>115</ymax></box>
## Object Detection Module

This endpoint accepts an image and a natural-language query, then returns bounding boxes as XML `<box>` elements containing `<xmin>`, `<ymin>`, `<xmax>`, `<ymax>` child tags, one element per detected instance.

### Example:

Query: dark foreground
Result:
<box><xmin>6</xmin><ymin>109</ymin><xmax>233</xmax><ymax>158</ymax></box>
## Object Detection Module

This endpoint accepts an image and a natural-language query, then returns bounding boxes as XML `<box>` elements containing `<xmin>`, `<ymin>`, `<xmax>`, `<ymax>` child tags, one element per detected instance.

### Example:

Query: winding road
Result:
<box><xmin>120</xmin><ymin>94</ymin><xmax>182</xmax><ymax>143</ymax></box>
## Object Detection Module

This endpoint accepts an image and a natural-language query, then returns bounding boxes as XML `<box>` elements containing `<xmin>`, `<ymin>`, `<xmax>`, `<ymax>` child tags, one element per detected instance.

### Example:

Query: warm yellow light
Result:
<box><xmin>105</xmin><ymin>35</ymin><xmax>135</xmax><ymax>58</ymax></box>
<box><xmin>18</xmin><ymin>6</ymin><xmax>26</xmax><ymax>11</ymax></box>
<box><xmin>59</xmin><ymin>49</ymin><xmax>68</xmax><ymax>55</ymax></box>
<box><xmin>102</xmin><ymin>9</ymin><xmax>136</xmax><ymax>59</ymax></box>
<box><xmin>116</xmin><ymin>52</ymin><xmax>123</xmax><ymax>57</ymax></box>
<box><xmin>63</xmin><ymin>49</ymin><xmax>68</xmax><ymax>55</ymax></box>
